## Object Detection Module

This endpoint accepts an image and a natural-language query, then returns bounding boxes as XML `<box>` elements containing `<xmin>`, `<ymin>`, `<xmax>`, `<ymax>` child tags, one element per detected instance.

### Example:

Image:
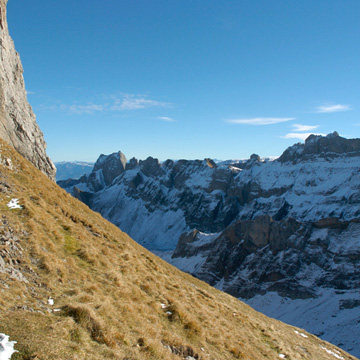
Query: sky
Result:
<box><xmin>7</xmin><ymin>0</ymin><xmax>360</xmax><ymax>162</ymax></box>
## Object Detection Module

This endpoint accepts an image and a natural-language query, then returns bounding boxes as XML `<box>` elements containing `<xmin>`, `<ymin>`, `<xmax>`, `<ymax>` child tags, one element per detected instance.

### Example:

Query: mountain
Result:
<box><xmin>60</xmin><ymin>132</ymin><xmax>360</xmax><ymax>251</ymax></box>
<box><xmin>0</xmin><ymin>0</ymin><xmax>56</xmax><ymax>180</ymax></box>
<box><xmin>59</xmin><ymin>132</ymin><xmax>360</xmax><ymax>357</ymax></box>
<box><xmin>4</xmin><ymin>139</ymin><xmax>357</xmax><ymax>360</ymax></box>
<box><xmin>55</xmin><ymin>161</ymin><xmax>95</xmax><ymax>181</ymax></box>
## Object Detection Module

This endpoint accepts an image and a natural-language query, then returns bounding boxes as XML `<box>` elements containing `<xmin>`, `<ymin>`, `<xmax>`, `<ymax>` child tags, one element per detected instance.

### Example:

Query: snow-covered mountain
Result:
<box><xmin>58</xmin><ymin>132</ymin><xmax>360</xmax><ymax>357</ymax></box>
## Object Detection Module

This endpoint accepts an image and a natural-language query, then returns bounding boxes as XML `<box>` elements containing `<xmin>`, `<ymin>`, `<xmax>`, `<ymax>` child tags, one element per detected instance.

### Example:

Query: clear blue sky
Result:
<box><xmin>7</xmin><ymin>0</ymin><xmax>360</xmax><ymax>162</ymax></box>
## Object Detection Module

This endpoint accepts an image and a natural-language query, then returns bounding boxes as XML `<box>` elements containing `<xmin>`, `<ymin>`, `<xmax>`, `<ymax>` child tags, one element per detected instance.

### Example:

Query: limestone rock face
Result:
<box><xmin>0</xmin><ymin>0</ymin><xmax>56</xmax><ymax>180</ymax></box>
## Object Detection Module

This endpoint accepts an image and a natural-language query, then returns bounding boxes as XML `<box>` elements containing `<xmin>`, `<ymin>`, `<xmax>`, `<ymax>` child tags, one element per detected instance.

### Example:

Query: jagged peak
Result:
<box><xmin>88</xmin><ymin>151</ymin><xmax>127</xmax><ymax>189</ymax></box>
<box><xmin>139</xmin><ymin>156</ymin><xmax>162</xmax><ymax>177</ymax></box>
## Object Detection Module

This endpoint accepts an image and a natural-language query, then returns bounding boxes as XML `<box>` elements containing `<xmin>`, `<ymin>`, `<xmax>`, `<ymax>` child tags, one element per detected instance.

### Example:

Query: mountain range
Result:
<box><xmin>59</xmin><ymin>132</ymin><xmax>360</xmax><ymax>357</ymax></box>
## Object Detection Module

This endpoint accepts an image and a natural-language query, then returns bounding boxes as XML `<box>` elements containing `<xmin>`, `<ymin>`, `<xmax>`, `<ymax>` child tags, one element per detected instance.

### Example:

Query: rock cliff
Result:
<box><xmin>0</xmin><ymin>0</ymin><xmax>56</xmax><ymax>180</ymax></box>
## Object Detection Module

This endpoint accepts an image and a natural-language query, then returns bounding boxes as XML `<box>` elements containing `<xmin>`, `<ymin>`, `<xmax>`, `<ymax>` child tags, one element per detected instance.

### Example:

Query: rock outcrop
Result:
<box><xmin>172</xmin><ymin>215</ymin><xmax>360</xmax><ymax>300</ymax></box>
<box><xmin>0</xmin><ymin>0</ymin><xmax>56</xmax><ymax>180</ymax></box>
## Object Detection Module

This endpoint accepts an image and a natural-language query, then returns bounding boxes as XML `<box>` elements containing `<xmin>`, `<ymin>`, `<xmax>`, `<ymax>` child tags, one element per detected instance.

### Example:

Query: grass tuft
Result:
<box><xmin>62</xmin><ymin>304</ymin><xmax>112</xmax><ymax>346</ymax></box>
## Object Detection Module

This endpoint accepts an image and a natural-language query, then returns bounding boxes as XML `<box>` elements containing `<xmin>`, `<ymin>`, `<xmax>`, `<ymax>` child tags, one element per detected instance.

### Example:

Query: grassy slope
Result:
<box><xmin>0</xmin><ymin>138</ymin><xmax>357</xmax><ymax>360</ymax></box>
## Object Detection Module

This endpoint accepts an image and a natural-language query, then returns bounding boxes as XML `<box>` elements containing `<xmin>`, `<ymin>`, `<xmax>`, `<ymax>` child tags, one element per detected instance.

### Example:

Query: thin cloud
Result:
<box><xmin>315</xmin><ymin>104</ymin><xmax>351</xmax><ymax>113</ymax></box>
<box><xmin>38</xmin><ymin>93</ymin><xmax>173</xmax><ymax>115</ymax></box>
<box><xmin>227</xmin><ymin>117</ymin><xmax>295</xmax><ymax>125</ymax></box>
<box><xmin>282</xmin><ymin>132</ymin><xmax>326</xmax><ymax>140</ymax></box>
<box><xmin>66</xmin><ymin>104</ymin><xmax>104</xmax><ymax>114</ymax></box>
<box><xmin>37</xmin><ymin>104</ymin><xmax>58</xmax><ymax>112</ymax></box>
<box><xmin>158</xmin><ymin>116</ymin><xmax>175</xmax><ymax>122</ymax></box>
<box><xmin>292</xmin><ymin>124</ymin><xmax>319</xmax><ymax>132</ymax></box>
<box><xmin>111</xmin><ymin>94</ymin><xmax>172</xmax><ymax>111</ymax></box>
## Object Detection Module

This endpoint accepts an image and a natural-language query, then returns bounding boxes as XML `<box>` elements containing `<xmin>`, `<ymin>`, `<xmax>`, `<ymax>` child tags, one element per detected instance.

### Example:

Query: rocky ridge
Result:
<box><xmin>59</xmin><ymin>132</ymin><xmax>360</xmax><ymax>357</ymax></box>
<box><xmin>0</xmin><ymin>0</ymin><xmax>55</xmax><ymax>180</ymax></box>
<box><xmin>60</xmin><ymin>132</ymin><xmax>360</xmax><ymax>249</ymax></box>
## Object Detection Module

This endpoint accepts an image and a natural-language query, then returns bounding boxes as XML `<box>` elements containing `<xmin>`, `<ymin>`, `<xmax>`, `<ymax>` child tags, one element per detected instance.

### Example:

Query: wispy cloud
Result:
<box><xmin>64</xmin><ymin>104</ymin><xmax>104</xmax><ymax>114</ymax></box>
<box><xmin>38</xmin><ymin>93</ymin><xmax>173</xmax><ymax>115</ymax></box>
<box><xmin>281</xmin><ymin>132</ymin><xmax>326</xmax><ymax>140</ymax></box>
<box><xmin>292</xmin><ymin>124</ymin><xmax>319</xmax><ymax>132</ymax></box>
<box><xmin>111</xmin><ymin>95</ymin><xmax>172</xmax><ymax>111</ymax></box>
<box><xmin>157</xmin><ymin>116</ymin><xmax>175</xmax><ymax>122</ymax></box>
<box><xmin>37</xmin><ymin>104</ymin><xmax>58</xmax><ymax>112</ymax></box>
<box><xmin>226</xmin><ymin>117</ymin><xmax>295</xmax><ymax>125</ymax></box>
<box><xmin>315</xmin><ymin>104</ymin><xmax>351</xmax><ymax>113</ymax></box>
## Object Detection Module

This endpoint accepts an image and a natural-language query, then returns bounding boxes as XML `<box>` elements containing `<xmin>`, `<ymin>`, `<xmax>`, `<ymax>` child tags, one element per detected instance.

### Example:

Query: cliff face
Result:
<box><xmin>0</xmin><ymin>0</ymin><xmax>56</xmax><ymax>180</ymax></box>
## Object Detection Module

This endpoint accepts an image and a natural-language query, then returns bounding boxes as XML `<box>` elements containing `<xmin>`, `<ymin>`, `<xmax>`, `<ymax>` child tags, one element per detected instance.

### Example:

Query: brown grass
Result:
<box><xmin>0</xmin><ymin>138</ymin><xmax>358</xmax><ymax>360</ymax></box>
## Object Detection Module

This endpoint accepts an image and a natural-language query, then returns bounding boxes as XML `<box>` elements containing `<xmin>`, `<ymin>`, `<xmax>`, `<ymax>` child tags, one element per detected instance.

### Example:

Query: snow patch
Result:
<box><xmin>6</xmin><ymin>199</ymin><xmax>22</xmax><ymax>209</ymax></box>
<box><xmin>294</xmin><ymin>330</ymin><xmax>308</xmax><ymax>338</ymax></box>
<box><xmin>191</xmin><ymin>231</ymin><xmax>221</xmax><ymax>246</ymax></box>
<box><xmin>320</xmin><ymin>345</ymin><xmax>344</xmax><ymax>359</ymax></box>
<box><xmin>0</xmin><ymin>333</ymin><xmax>17</xmax><ymax>360</ymax></box>
<box><xmin>162</xmin><ymin>252</ymin><xmax>207</xmax><ymax>274</ymax></box>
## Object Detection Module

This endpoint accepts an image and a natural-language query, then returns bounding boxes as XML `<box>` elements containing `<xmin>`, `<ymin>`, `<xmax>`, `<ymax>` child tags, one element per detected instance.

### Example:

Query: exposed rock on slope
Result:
<box><xmin>0</xmin><ymin>0</ymin><xmax>55</xmax><ymax>180</ymax></box>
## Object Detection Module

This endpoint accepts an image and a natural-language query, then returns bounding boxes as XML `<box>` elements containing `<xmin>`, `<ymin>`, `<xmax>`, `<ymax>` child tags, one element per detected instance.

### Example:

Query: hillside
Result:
<box><xmin>1</xmin><ymin>140</ymin><xmax>358</xmax><ymax>360</ymax></box>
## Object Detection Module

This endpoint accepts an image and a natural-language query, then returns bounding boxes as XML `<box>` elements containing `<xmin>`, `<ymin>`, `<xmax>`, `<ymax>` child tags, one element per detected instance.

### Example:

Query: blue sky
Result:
<box><xmin>7</xmin><ymin>0</ymin><xmax>360</xmax><ymax>162</ymax></box>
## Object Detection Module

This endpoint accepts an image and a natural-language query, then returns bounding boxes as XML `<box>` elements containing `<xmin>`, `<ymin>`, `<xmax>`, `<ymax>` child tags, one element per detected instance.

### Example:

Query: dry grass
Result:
<box><xmin>0</xmin><ymin>139</ymin><xmax>358</xmax><ymax>360</ymax></box>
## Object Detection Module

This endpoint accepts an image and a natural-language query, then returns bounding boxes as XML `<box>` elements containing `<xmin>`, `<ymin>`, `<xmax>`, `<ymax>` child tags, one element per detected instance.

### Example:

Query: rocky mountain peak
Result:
<box><xmin>139</xmin><ymin>156</ymin><xmax>162</xmax><ymax>177</ymax></box>
<box><xmin>88</xmin><ymin>151</ymin><xmax>127</xmax><ymax>190</ymax></box>
<box><xmin>125</xmin><ymin>156</ymin><xmax>138</xmax><ymax>170</ymax></box>
<box><xmin>278</xmin><ymin>131</ymin><xmax>360</xmax><ymax>163</ymax></box>
<box><xmin>0</xmin><ymin>0</ymin><xmax>56</xmax><ymax>180</ymax></box>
